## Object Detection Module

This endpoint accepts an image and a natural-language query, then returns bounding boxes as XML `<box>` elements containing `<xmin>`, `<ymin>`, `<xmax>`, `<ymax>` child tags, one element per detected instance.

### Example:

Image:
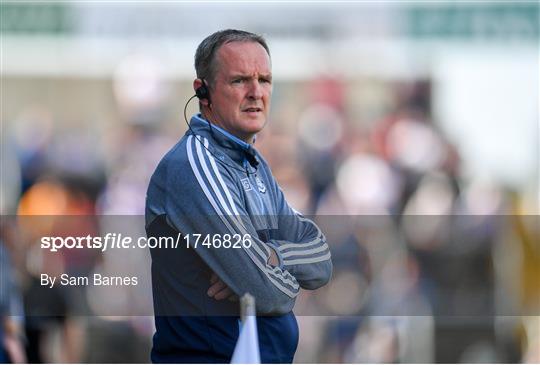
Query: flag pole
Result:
<box><xmin>240</xmin><ymin>293</ymin><xmax>256</xmax><ymax>321</ymax></box>
<box><xmin>231</xmin><ymin>293</ymin><xmax>260</xmax><ymax>363</ymax></box>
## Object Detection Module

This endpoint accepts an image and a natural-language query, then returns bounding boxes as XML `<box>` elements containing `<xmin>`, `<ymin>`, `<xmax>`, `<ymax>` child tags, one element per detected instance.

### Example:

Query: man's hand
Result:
<box><xmin>268</xmin><ymin>246</ymin><xmax>279</xmax><ymax>266</ymax></box>
<box><xmin>207</xmin><ymin>273</ymin><xmax>238</xmax><ymax>301</ymax></box>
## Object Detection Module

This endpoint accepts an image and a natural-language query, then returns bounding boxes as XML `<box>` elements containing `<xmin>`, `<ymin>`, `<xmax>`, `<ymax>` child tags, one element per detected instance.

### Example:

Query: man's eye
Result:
<box><xmin>232</xmin><ymin>79</ymin><xmax>243</xmax><ymax>84</ymax></box>
<box><xmin>260</xmin><ymin>78</ymin><xmax>271</xmax><ymax>84</ymax></box>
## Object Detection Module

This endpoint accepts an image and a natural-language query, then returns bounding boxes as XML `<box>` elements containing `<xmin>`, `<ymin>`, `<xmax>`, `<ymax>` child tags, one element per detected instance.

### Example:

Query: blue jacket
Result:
<box><xmin>145</xmin><ymin>114</ymin><xmax>332</xmax><ymax>363</ymax></box>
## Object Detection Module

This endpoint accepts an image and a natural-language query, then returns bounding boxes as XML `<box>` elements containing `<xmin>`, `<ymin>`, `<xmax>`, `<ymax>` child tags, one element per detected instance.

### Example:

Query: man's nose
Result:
<box><xmin>247</xmin><ymin>80</ymin><xmax>263</xmax><ymax>99</ymax></box>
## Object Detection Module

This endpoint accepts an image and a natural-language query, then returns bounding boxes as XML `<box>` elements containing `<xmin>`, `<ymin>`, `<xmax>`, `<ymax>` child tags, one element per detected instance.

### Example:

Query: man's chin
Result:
<box><xmin>237</xmin><ymin>128</ymin><xmax>266</xmax><ymax>144</ymax></box>
<box><xmin>241</xmin><ymin>118</ymin><xmax>267</xmax><ymax>133</ymax></box>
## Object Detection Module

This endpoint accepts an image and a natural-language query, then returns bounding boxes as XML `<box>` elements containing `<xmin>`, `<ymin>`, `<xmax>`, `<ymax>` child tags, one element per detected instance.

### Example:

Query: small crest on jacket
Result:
<box><xmin>241</xmin><ymin>178</ymin><xmax>252</xmax><ymax>192</ymax></box>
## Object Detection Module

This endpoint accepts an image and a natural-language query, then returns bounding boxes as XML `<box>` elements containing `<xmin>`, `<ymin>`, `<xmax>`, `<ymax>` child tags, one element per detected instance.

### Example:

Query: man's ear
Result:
<box><xmin>193</xmin><ymin>78</ymin><xmax>203</xmax><ymax>92</ymax></box>
<box><xmin>193</xmin><ymin>79</ymin><xmax>211</xmax><ymax>107</ymax></box>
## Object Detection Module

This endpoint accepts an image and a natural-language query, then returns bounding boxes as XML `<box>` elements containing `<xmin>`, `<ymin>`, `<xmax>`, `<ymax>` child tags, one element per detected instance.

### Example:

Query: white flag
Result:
<box><xmin>231</xmin><ymin>316</ymin><xmax>261</xmax><ymax>364</ymax></box>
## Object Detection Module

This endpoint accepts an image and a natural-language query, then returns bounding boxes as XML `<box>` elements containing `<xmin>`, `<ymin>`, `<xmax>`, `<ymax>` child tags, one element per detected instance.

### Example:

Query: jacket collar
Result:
<box><xmin>188</xmin><ymin>114</ymin><xmax>259</xmax><ymax>168</ymax></box>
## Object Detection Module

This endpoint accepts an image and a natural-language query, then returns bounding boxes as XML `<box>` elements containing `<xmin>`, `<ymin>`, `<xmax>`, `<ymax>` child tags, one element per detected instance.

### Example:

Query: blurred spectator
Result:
<box><xmin>0</xmin><ymin>239</ymin><xmax>26</xmax><ymax>363</ymax></box>
<box><xmin>0</xmin><ymin>143</ymin><xmax>22</xmax><ymax>216</ymax></box>
<box><xmin>296</xmin><ymin>76</ymin><xmax>348</xmax><ymax>213</ymax></box>
<box><xmin>10</xmin><ymin>106</ymin><xmax>54</xmax><ymax>194</ymax></box>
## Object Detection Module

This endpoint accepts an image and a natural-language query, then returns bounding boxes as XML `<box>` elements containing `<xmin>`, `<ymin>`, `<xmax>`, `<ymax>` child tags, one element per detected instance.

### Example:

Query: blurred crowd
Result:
<box><xmin>1</xmin><ymin>74</ymin><xmax>538</xmax><ymax>363</ymax></box>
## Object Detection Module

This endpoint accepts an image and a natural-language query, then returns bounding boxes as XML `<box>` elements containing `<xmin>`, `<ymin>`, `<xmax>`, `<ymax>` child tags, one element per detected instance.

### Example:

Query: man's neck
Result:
<box><xmin>200</xmin><ymin>112</ymin><xmax>254</xmax><ymax>145</ymax></box>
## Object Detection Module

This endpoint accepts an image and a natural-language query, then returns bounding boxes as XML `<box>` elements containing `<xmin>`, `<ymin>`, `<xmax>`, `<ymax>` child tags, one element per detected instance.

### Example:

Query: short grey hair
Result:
<box><xmin>194</xmin><ymin>29</ymin><xmax>270</xmax><ymax>86</ymax></box>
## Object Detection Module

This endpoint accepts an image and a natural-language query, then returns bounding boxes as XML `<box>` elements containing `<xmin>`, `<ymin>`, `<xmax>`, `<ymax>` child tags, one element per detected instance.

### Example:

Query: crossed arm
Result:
<box><xmin>155</xmin><ymin>135</ymin><xmax>332</xmax><ymax>313</ymax></box>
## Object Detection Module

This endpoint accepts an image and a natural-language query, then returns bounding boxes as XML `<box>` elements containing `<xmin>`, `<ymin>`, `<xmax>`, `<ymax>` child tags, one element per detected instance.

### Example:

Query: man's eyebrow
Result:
<box><xmin>229</xmin><ymin>74</ymin><xmax>249</xmax><ymax>79</ymax></box>
<box><xmin>229</xmin><ymin>73</ymin><xmax>272</xmax><ymax>80</ymax></box>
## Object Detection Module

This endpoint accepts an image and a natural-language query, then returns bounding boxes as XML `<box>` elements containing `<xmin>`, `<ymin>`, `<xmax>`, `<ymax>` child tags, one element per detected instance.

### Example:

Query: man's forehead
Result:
<box><xmin>216</xmin><ymin>41</ymin><xmax>271</xmax><ymax>74</ymax></box>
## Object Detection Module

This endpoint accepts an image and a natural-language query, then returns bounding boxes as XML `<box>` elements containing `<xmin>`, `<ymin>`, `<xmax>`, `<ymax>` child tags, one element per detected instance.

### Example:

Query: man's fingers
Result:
<box><xmin>207</xmin><ymin>278</ymin><xmax>236</xmax><ymax>300</ymax></box>
<box><xmin>207</xmin><ymin>279</ymin><xmax>227</xmax><ymax>297</ymax></box>
<box><xmin>213</xmin><ymin>287</ymin><xmax>234</xmax><ymax>300</ymax></box>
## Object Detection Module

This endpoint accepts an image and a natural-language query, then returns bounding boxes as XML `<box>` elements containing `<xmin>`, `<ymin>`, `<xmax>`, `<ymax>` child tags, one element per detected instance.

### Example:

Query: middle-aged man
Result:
<box><xmin>145</xmin><ymin>29</ymin><xmax>332</xmax><ymax>363</ymax></box>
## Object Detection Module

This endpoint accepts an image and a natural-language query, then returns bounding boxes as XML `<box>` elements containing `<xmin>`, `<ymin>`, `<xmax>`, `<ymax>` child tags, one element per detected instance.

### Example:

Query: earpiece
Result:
<box><xmin>195</xmin><ymin>79</ymin><xmax>211</xmax><ymax>104</ymax></box>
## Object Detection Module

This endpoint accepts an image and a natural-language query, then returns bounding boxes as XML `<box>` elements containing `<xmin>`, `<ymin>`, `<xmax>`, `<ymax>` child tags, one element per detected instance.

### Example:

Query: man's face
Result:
<box><xmin>205</xmin><ymin>41</ymin><xmax>272</xmax><ymax>143</ymax></box>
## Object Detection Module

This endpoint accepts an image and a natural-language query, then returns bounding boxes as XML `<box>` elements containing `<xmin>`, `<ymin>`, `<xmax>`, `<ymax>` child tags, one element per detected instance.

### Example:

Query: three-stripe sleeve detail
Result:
<box><xmin>277</xmin><ymin>217</ymin><xmax>331</xmax><ymax>266</ymax></box>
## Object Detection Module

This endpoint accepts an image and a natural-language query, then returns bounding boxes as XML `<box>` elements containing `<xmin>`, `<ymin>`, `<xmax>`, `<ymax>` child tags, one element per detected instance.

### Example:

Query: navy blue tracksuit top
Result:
<box><xmin>145</xmin><ymin>114</ymin><xmax>332</xmax><ymax>363</ymax></box>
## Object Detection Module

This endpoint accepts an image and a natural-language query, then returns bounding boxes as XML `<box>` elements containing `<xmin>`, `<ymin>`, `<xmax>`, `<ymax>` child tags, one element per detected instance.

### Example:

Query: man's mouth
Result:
<box><xmin>243</xmin><ymin>107</ymin><xmax>262</xmax><ymax>113</ymax></box>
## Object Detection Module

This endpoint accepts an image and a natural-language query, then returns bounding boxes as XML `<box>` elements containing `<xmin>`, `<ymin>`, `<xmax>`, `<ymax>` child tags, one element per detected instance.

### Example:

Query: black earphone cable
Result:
<box><xmin>183</xmin><ymin>95</ymin><xmax>257</xmax><ymax>176</ymax></box>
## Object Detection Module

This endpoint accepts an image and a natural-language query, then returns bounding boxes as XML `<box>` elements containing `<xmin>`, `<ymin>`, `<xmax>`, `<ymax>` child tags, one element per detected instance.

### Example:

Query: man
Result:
<box><xmin>145</xmin><ymin>29</ymin><xmax>332</xmax><ymax>363</ymax></box>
